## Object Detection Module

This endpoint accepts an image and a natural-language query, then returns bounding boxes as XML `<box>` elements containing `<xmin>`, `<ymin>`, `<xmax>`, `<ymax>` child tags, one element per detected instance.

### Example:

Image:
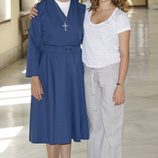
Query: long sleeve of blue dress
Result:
<box><xmin>27</xmin><ymin>0</ymin><xmax>89</xmax><ymax>144</ymax></box>
<box><xmin>26</xmin><ymin>4</ymin><xmax>42</xmax><ymax>77</ymax></box>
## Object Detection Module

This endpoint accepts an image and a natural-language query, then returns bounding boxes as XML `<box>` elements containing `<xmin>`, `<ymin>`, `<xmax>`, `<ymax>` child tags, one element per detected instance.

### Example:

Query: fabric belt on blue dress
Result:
<box><xmin>40</xmin><ymin>45</ymin><xmax>81</xmax><ymax>53</ymax></box>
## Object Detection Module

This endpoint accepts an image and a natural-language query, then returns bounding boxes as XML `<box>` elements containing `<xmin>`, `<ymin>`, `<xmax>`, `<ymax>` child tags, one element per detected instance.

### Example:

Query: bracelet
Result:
<box><xmin>117</xmin><ymin>82</ymin><xmax>124</xmax><ymax>87</ymax></box>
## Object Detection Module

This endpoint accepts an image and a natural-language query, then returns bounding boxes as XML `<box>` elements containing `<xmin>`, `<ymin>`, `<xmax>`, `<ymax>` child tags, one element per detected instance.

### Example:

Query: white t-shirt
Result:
<box><xmin>55</xmin><ymin>0</ymin><xmax>70</xmax><ymax>16</ymax></box>
<box><xmin>82</xmin><ymin>7</ymin><xmax>131</xmax><ymax>68</ymax></box>
<box><xmin>84</xmin><ymin>0</ymin><xmax>91</xmax><ymax>8</ymax></box>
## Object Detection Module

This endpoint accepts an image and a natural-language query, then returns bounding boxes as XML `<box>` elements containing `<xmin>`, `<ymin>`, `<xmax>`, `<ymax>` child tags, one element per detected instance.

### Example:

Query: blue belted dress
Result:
<box><xmin>26</xmin><ymin>0</ymin><xmax>89</xmax><ymax>144</ymax></box>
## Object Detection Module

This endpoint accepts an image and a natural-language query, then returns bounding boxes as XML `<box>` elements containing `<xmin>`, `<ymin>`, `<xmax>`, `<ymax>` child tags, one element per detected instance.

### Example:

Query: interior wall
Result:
<box><xmin>127</xmin><ymin>0</ymin><xmax>147</xmax><ymax>6</ymax></box>
<box><xmin>127</xmin><ymin>0</ymin><xmax>158</xmax><ymax>7</ymax></box>
<box><xmin>149</xmin><ymin>0</ymin><xmax>158</xmax><ymax>4</ymax></box>
<box><xmin>0</xmin><ymin>0</ymin><xmax>39</xmax><ymax>70</ymax></box>
<box><xmin>148</xmin><ymin>0</ymin><xmax>158</xmax><ymax>7</ymax></box>
<box><xmin>21</xmin><ymin>0</ymin><xmax>38</xmax><ymax>11</ymax></box>
<box><xmin>0</xmin><ymin>0</ymin><xmax>20</xmax><ymax>69</ymax></box>
<box><xmin>0</xmin><ymin>0</ymin><xmax>6</xmax><ymax>18</ymax></box>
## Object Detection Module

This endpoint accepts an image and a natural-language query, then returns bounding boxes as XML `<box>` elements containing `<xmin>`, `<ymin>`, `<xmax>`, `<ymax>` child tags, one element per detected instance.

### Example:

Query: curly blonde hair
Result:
<box><xmin>89</xmin><ymin>0</ymin><xmax>127</xmax><ymax>12</ymax></box>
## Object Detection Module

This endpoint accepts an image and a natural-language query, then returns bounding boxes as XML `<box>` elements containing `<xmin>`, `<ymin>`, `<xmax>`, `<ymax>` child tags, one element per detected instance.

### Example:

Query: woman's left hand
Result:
<box><xmin>30</xmin><ymin>6</ymin><xmax>38</xmax><ymax>19</ymax></box>
<box><xmin>113</xmin><ymin>86</ymin><xmax>125</xmax><ymax>106</ymax></box>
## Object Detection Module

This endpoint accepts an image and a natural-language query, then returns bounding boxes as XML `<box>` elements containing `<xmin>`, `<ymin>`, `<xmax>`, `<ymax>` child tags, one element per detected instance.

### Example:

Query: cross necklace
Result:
<box><xmin>54</xmin><ymin>1</ymin><xmax>69</xmax><ymax>31</ymax></box>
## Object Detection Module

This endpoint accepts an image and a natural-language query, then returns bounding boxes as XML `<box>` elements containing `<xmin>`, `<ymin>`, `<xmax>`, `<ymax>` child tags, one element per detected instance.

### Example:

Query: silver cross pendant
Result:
<box><xmin>63</xmin><ymin>22</ymin><xmax>68</xmax><ymax>31</ymax></box>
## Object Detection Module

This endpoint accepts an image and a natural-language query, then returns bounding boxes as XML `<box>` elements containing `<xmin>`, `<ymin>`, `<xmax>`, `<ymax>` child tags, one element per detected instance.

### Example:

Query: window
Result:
<box><xmin>0</xmin><ymin>0</ymin><xmax>11</xmax><ymax>23</ymax></box>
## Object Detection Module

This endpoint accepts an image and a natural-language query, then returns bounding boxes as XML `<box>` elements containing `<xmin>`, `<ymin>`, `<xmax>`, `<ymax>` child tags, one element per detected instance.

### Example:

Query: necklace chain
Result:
<box><xmin>54</xmin><ymin>1</ymin><xmax>69</xmax><ymax>31</ymax></box>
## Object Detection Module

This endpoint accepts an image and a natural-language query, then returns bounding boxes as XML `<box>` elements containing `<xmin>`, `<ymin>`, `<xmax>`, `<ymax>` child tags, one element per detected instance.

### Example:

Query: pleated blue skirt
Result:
<box><xmin>29</xmin><ymin>45</ymin><xmax>89</xmax><ymax>144</ymax></box>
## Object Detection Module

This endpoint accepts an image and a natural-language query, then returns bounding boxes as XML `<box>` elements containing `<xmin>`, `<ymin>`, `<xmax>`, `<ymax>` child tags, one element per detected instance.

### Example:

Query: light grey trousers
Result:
<box><xmin>84</xmin><ymin>63</ymin><xmax>124</xmax><ymax>158</ymax></box>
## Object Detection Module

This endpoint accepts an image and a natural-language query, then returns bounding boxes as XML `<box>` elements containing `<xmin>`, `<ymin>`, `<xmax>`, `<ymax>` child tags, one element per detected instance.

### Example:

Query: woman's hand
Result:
<box><xmin>31</xmin><ymin>76</ymin><xmax>43</xmax><ymax>101</ymax></box>
<box><xmin>30</xmin><ymin>6</ymin><xmax>38</xmax><ymax>19</ymax></box>
<box><xmin>113</xmin><ymin>85</ymin><xmax>125</xmax><ymax>106</ymax></box>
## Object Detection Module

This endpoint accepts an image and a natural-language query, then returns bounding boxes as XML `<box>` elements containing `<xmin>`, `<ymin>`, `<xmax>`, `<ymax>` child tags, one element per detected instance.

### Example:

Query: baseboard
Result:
<box><xmin>0</xmin><ymin>46</ymin><xmax>21</xmax><ymax>70</ymax></box>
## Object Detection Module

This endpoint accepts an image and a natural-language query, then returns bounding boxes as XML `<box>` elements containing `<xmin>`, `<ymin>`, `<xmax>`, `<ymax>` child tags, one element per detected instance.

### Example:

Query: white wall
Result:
<box><xmin>21</xmin><ymin>0</ymin><xmax>38</xmax><ymax>11</ymax></box>
<box><xmin>149</xmin><ymin>0</ymin><xmax>158</xmax><ymax>4</ymax></box>
<box><xmin>0</xmin><ymin>0</ymin><xmax>20</xmax><ymax>69</ymax></box>
<box><xmin>148</xmin><ymin>0</ymin><xmax>158</xmax><ymax>7</ymax></box>
<box><xmin>0</xmin><ymin>0</ymin><xmax>39</xmax><ymax>70</ymax></box>
<box><xmin>127</xmin><ymin>0</ymin><xmax>146</xmax><ymax>6</ymax></box>
<box><xmin>0</xmin><ymin>0</ymin><xmax>6</xmax><ymax>18</ymax></box>
<box><xmin>127</xmin><ymin>0</ymin><xmax>158</xmax><ymax>7</ymax></box>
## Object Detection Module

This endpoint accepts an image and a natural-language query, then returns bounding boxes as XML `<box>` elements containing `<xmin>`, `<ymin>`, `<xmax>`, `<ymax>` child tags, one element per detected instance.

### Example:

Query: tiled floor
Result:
<box><xmin>0</xmin><ymin>8</ymin><xmax>158</xmax><ymax>158</ymax></box>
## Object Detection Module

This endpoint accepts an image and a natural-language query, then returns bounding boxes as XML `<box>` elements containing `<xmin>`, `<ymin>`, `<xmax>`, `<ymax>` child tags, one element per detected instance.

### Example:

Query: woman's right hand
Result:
<box><xmin>30</xmin><ymin>6</ymin><xmax>38</xmax><ymax>19</ymax></box>
<box><xmin>31</xmin><ymin>76</ymin><xmax>43</xmax><ymax>101</ymax></box>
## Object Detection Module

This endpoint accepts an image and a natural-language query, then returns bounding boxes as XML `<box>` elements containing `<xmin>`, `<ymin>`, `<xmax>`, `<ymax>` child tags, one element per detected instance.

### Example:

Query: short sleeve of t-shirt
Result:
<box><xmin>83</xmin><ymin>0</ymin><xmax>91</xmax><ymax>9</ymax></box>
<box><xmin>115</xmin><ymin>10</ymin><xmax>131</xmax><ymax>34</ymax></box>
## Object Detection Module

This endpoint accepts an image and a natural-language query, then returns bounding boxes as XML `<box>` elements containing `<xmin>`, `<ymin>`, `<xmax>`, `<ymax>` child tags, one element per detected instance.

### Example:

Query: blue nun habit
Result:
<box><xmin>26</xmin><ymin>0</ymin><xmax>89</xmax><ymax>144</ymax></box>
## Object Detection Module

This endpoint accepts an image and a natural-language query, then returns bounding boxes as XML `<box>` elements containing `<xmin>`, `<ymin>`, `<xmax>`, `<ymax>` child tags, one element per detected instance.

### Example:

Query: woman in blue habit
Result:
<box><xmin>26</xmin><ymin>0</ymin><xmax>89</xmax><ymax>157</ymax></box>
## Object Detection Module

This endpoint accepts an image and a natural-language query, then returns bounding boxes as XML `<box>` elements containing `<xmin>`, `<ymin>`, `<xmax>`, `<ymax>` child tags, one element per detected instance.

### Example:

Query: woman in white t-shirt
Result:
<box><xmin>83</xmin><ymin>1</ymin><xmax>130</xmax><ymax>158</ymax></box>
<box><xmin>30</xmin><ymin>0</ymin><xmax>130</xmax><ymax>158</ymax></box>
